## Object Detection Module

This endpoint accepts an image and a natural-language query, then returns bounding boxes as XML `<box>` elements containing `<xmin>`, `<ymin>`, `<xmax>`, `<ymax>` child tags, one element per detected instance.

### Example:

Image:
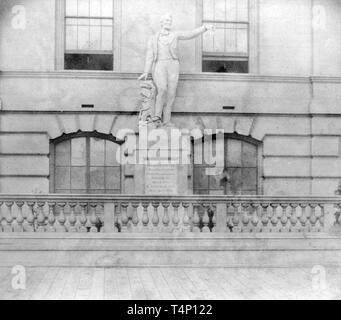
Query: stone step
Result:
<box><xmin>0</xmin><ymin>233</ymin><xmax>341</xmax><ymax>268</ymax></box>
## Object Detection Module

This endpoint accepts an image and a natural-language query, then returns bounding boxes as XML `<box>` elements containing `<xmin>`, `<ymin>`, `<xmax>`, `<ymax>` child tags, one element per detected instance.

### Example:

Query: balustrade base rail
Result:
<box><xmin>0</xmin><ymin>194</ymin><xmax>340</xmax><ymax>234</ymax></box>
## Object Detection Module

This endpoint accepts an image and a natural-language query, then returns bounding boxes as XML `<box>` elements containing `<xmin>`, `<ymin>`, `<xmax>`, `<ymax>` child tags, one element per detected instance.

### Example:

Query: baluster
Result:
<box><xmin>131</xmin><ymin>202</ymin><xmax>140</xmax><ymax>232</ymax></box>
<box><xmin>315</xmin><ymin>204</ymin><xmax>324</xmax><ymax>232</ymax></box>
<box><xmin>261</xmin><ymin>203</ymin><xmax>270</xmax><ymax>232</ymax></box>
<box><xmin>36</xmin><ymin>202</ymin><xmax>46</xmax><ymax>233</ymax></box>
<box><xmin>202</xmin><ymin>204</ymin><xmax>210</xmax><ymax>233</ymax></box>
<box><xmin>90</xmin><ymin>203</ymin><xmax>98</xmax><ymax>233</ymax></box>
<box><xmin>241</xmin><ymin>203</ymin><xmax>250</xmax><ymax>232</ymax></box>
<box><xmin>68</xmin><ymin>202</ymin><xmax>77</xmax><ymax>233</ymax></box>
<box><xmin>270</xmin><ymin>204</ymin><xmax>279</xmax><ymax>232</ymax></box>
<box><xmin>309</xmin><ymin>204</ymin><xmax>317</xmax><ymax>232</ymax></box>
<box><xmin>226</xmin><ymin>203</ymin><xmax>233</xmax><ymax>233</ymax></box>
<box><xmin>47</xmin><ymin>202</ymin><xmax>56</xmax><ymax>232</ymax></box>
<box><xmin>290</xmin><ymin>204</ymin><xmax>298</xmax><ymax>232</ymax></box>
<box><xmin>318</xmin><ymin>204</ymin><xmax>325</xmax><ymax>232</ymax></box>
<box><xmin>0</xmin><ymin>202</ymin><xmax>3</xmax><ymax>232</ymax></box>
<box><xmin>280</xmin><ymin>203</ymin><xmax>289</xmax><ymax>232</ymax></box>
<box><xmin>114</xmin><ymin>203</ymin><xmax>121</xmax><ymax>232</ymax></box>
<box><xmin>161</xmin><ymin>202</ymin><xmax>171</xmax><ymax>232</ymax></box>
<box><xmin>151</xmin><ymin>202</ymin><xmax>160</xmax><ymax>232</ymax></box>
<box><xmin>251</xmin><ymin>203</ymin><xmax>260</xmax><ymax>232</ymax></box>
<box><xmin>210</xmin><ymin>204</ymin><xmax>217</xmax><ymax>233</ymax></box>
<box><xmin>182</xmin><ymin>202</ymin><xmax>190</xmax><ymax>232</ymax></box>
<box><xmin>57</xmin><ymin>202</ymin><xmax>67</xmax><ymax>232</ymax></box>
<box><xmin>141</xmin><ymin>202</ymin><xmax>150</xmax><ymax>232</ymax></box>
<box><xmin>172</xmin><ymin>202</ymin><xmax>180</xmax><ymax>232</ymax></box>
<box><xmin>99</xmin><ymin>204</ymin><xmax>105</xmax><ymax>233</ymax></box>
<box><xmin>334</xmin><ymin>203</ymin><xmax>341</xmax><ymax>226</ymax></box>
<box><xmin>299</xmin><ymin>204</ymin><xmax>308</xmax><ymax>233</ymax></box>
<box><xmin>26</xmin><ymin>202</ymin><xmax>35</xmax><ymax>232</ymax></box>
<box><xmin>14</xmin><ymin>202</ymin><xmax>24</xmax><ymax>232</ymax></box>
<box><xmin>121</xmin><ymin>203</ymin><xmax>129</xmax><ymax>233</ymax></box>
<box><xmin>232</xmin><ymin>203</ymin><xmax>241</xmax><ymax>233</ymax></box>
<box><xmin>192</xmin><ymin>204</ymin><xmax>201</xmax><ymax>233</ymax></box>
<box><xmin>3</xmin><ymin>202</ymin><xmax>14</xmax><ymax>232</ymax></box>
<box><xmin>78</xmin><ymin>203</ymin><xmax>88</xmax><ymax>233</ymax></box>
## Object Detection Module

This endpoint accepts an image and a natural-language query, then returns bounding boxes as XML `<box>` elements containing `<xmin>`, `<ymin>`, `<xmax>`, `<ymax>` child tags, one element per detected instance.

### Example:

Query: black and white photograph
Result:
<box><xmin>0</xmin><ymin>0</ymin><xmax>341</xmax><ymax>304</ymax></box>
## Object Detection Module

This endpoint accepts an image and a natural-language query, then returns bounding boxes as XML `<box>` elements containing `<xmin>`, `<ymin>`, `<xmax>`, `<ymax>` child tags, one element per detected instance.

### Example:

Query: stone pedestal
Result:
<box><xmin>135</xmin><ymin>125</ymin><xmax>190</xmax><ymax>196</ymax></box>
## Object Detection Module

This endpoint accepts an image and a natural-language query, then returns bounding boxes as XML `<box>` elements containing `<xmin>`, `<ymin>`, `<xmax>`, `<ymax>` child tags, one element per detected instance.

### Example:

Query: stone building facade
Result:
<box><xmin>0</xmin><ymin>0</ymin><xmax>340</xmax><ymax>196</ymax></box>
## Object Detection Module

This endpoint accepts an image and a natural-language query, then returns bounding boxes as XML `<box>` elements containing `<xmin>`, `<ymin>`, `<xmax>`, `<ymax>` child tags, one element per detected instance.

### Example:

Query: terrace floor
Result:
<box><xmin>1</xmin><ymin>267</ymin><xmax>341</xmax><ymax>300</ymax></box>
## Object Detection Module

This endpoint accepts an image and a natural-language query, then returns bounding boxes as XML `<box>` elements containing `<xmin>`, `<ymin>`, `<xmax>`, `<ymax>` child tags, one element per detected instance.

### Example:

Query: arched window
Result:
<box><xmin>50</xmin><ymin>132</ymin><xmax>122</xmax><ymax>194</ymax></box>
<box><xmin>192</xmin><ymin>134</ymin><xmax>261</xmax><ymax>195</ymax></box>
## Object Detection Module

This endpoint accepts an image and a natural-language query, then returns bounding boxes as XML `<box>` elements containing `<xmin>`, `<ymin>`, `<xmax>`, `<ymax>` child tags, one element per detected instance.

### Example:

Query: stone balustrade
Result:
<box><xmin>0</xmin><ymin>195</ymin><xmax>340</xmax><ymax>234</ymax></box>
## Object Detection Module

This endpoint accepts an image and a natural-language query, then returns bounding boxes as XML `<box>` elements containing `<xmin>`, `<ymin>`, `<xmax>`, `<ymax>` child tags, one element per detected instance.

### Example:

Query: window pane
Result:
<box><xmin>71</xmin><ymin>190</ymin><xmax>87</xmax><ymax>194</ymax></box>
<box><xmin>55</xmin><ymin>140</ymin><xmax>70</xmax><ymax>166</ymax></box>
<box><xmin>65</xmin><ymin>0</ymin><xmax>78</xmax><ymax>16</ymax></box>
<box><xmin>90</xmin><ymin>0</ymin><xmax>101</xmax><ymax>17</ymax></box>
<box><xmin>78</xmin><ymin>25</ymin><xmax>89</xmax><ymax>49</ymax></box>
<box><xmin>101</xmin><ymin>26</ymin><xmax>113</xmax><ymax>51</ymax></box>
<box><xmin>55</xmin><ymin>167</ymin><xmax>71</xmax><ymax>190</ymax></box>
<box><xmin>71</xmin><ymin>138</ymin><xmax>86</xmax><ymax>166</ymax></box>
<box><xmin>102</xmin><ymin>0</ymin><xmax>113</xmax><ymax>17</ymax></box>
<box><xmin>90</xmin><ymin>138</ymin><xmax>105</xmax><ymax>166</ymax></box>
<box><xmin>237</xmin><ymin>28</ymin><xmax>248</xmax><ymax>53</ymax></box>
<box><xmin>105</xmin><ymin>167</ymin><xmax>121</xmax><ymax>189</ymax></box>
<box><xmin>105</xmin><ymin>189</ymin><xmax>121</xmax><ymax>194</ymax></box>
<box><xmin>202</xmin><ymin>60</ymin><xmax>248</xmax><ymax>73</ymax></box>
<box><xmin>242</xmin><ymin>142</ymin><xmax>257</xmax><ymax>167</ymax></box>
<box><xmin>77</xmin><ymin>18</ymin><xmax>90</xmax><ymax>26</ymax></box>
<box><xmin>242</xmin><ymin>168</ymin><xmax>257</xmax><ymax>191</ymax></box>
<box><xmin>71</xmin><ymin>166</ymin><xmax>87</xmax><ymax>189</ymax></box>
<box><xmin>78</xmin><ymin>0</ymin><xmax>90</xmax><ymax>16</ymax></box>
<box><xmin>90</xmin><ymin>167</ymin><xmax>105</xmax><ymax>190</ymax></box>
<box><xmin>227</xmin><ymin>139</ymin><xmax>242</xmax><ymax>167</ymax></box>
<box><xmin>237</xmin><ymin>0</ymin><xmax>249</xmax><ymax>22</ymax></box>
<box><xmin>65</xmin><ymin>25</ymin><xmax>78</xmax><ymax>51</ymax></box>
<box><xmin>203</xmin><ymin>0</ymin><xmax>214</xmax><ymax>20</ymax></box>
<box><xmin>89</xmin><ymin>26</ymin><xmax>101</xmax><ymax>50</ymax></box>
<box><xmin>225</xmin><ymin>24</ymin><xmax>237</xmax><ymax>52</ymax></box>
<box><xmin>209</xmin><ymin>189</ymin><xmax>225</xmax><ymax>195</ymax></box>
<box><xmin>64</xmin><ymin>53</ymin><xmax>113</xmax><ymax>70</ymax></box>
<box><xmin>214</xmin><ymin>0</ymin><xmax>226</xmax><ymax>21</ymax></box>
<box><xmin>203</xmin><ymin>31</ymin><xmax>214</xmax><ymax>52</ymax></box>
<box><xmin>209</xmin><ymin>175</ymin><xmax>225</xmax><ymax>190</ymax></box>
<box><xmin>227</xmin><ymin>168</ymin><xmax>242</xmax><ymax>194</ymax></box>
<box><xmin>213</xmin><ymin>26</ymin><xmax>225</xmax><ymax>52</ymax></box>
<box><xmin>193</xmin><ymin>167</ymin><xmax>209</xmax><ymax>189</ymax></box>
<box><xmin>105</xmin><ymin>141</ymin><xmax>120</xmax><ymax>166</ymax></box>
<box><xmin>226</xmin><ymin>0</ymin><xmax>237</xmax><ymax>21</ymax></box>
<box><xmin>89</xmin><ymin>18</ymin><xmax>101</xmax><ymax>26</ymax></box>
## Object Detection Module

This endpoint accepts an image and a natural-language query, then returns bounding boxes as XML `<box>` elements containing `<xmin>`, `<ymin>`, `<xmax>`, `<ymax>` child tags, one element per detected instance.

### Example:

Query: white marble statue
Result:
<box><xmin>138</xmin><ymin>13</ymin><xmax>213</xmax><ymax>126</ymax></box>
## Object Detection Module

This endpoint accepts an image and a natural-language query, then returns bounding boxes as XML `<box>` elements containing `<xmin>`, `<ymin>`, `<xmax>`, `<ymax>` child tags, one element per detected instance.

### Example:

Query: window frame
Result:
<box><xmin>49</xmin><ymin>131</ymin><xmax>124</xmax><ymax>194</ymax></box>
<box><xmin>55</xmin><ymin>0</ymin><xmax>122</xmax><ymax>71</ymax></box>
<box><xmin>191</xmin><ymin>133</ymin><xmax>263</xmax><ymax>195</ymax></box>
<box><xmin>195</xmin><ymin>0</ymin><xmax>259</xmax><ymax>74</ymax></box>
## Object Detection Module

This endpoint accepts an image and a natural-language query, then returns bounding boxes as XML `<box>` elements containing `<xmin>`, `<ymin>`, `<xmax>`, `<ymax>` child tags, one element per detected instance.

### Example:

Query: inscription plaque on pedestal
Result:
<box><xmin>145</xmin><ymin>165</ymin><xmax>178</xmax><ymax>195</ymax></box>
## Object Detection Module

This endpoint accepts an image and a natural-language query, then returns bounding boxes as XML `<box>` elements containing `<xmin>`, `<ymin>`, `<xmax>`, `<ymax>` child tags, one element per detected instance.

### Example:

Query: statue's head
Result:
<box><xmin>160</xmin><ymin>13</ymin><xmax>173</xmax><ymax>30</ymax></box>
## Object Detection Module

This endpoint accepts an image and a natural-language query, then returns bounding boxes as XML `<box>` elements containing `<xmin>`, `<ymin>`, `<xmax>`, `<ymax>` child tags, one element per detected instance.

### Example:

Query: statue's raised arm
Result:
<box><xmin>138</xmin><ymin>13</ymin><xmax>213</xmax><ymax>126</ymax></box>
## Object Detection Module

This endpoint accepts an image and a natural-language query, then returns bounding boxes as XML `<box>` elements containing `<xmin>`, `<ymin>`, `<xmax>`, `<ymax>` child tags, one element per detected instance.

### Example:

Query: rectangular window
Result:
<box><xmin>202</xmin><ymin>0</ymin><xmax>249</xmax><ymax>73</ymax></box>
<box><xmin>64</xmin><ymin>0</ymin><xmax>114</xmax><ymax>71</ymax></box>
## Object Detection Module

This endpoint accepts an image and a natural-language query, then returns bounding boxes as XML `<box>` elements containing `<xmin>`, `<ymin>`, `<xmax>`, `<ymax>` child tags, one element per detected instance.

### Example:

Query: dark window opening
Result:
<box><xmin>64</xmin><ymin>54</ymin><xmax>113</xmax><ymax>71</ymax></box>
<box><xmin>203</xmin><ymin>60</ymin><xmax>249</xmax><ymax>73</ymax></box>
<box><xmin>192</xmin><ymin>134</ymin><xmax>260</xmax><ymax>195</ymax></box>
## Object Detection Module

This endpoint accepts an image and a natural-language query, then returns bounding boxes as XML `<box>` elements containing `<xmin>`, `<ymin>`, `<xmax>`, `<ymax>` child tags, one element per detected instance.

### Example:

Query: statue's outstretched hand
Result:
<box><xmin>138</xmin><ymin>73</ymin><xmax>149</xmax><ymax>81</ymax></box>
<box><xmin>204</xmin><ymin>24</ymin><xmax>215</xmax><ymax>32</ymax></box>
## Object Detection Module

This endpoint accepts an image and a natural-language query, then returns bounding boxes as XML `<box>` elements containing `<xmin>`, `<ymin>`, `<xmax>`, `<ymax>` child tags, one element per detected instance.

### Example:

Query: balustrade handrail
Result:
<box><xmin>0</xmin><ymin>194</ymin><xmax>340</xmax><ymax>204</ymax></box>
<box><xmin>0</xmin><ymin>193</ymin><xmax>340</xmax><ymax>234</ymax></box>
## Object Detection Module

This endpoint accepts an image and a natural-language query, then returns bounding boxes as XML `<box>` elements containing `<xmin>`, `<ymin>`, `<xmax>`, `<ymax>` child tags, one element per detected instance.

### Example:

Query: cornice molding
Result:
<box><xmin>3</xmin><ymin>70</ymin><xmax>341</xmax><ymax>83</ymax></box>
<box><xmin>1</xmin><ymin>110</ymin><xmax>341</xmax><ymax>117</ymax></box>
